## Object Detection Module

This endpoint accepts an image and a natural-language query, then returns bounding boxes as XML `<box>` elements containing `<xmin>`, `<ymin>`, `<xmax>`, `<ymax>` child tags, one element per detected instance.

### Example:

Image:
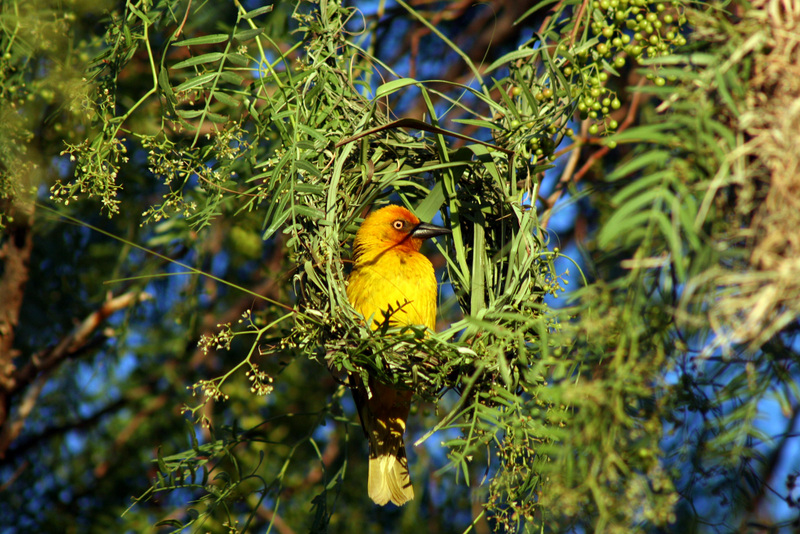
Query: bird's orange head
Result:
<box><xmin>352</xmin><ymin>205</ymin><xmax>450</xmax><ymax>261</ymax></box>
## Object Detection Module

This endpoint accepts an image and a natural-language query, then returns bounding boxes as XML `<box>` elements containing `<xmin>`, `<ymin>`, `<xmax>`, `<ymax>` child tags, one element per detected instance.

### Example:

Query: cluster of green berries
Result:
<box><xmin>590</xmin><ymin>0</ymin><xmax>688</xmax><ymax>84</ymax></box>
<box><xmin>504</xmin><ymin>0</ymin><xmax>688</xmax><ymax>156</ymax></box>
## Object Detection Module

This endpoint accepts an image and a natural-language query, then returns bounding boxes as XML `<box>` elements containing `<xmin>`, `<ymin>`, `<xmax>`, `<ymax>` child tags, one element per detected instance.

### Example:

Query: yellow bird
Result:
<box><xmin>346</xmin><ymin>204</ymin><xmax>451</xmax><ymax>506</ymax></box>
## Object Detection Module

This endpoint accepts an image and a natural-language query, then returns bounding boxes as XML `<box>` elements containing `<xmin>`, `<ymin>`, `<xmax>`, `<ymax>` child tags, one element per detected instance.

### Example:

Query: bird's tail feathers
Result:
<box><xmin>368</xmin><ymin>448</ymin><xmax>414</xmax><ymax>506</ymax></box>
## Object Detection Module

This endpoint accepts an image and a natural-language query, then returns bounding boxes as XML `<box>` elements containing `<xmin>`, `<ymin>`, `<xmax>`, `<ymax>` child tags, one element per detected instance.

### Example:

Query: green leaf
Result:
<box><xmin>241</xmin><ymin>5</ymin><xmax>274</xmax><ymax>19</ymax></box>
<box><xmin>219</xmin><ymin>71</ymin><xmax>245</xmax><ymax>85</ymax></box>
<box><xmin>174</xmin><ymin>72</ymin><xmax>219</xmax><ymax>92</ymax></box>
<box><xmin>607</xmin><ymin>151</ymin><xmax>671</xmax><ymax>182</ymax></box>
<box><xmin>172</xmin><ymin>52</ymin><xmax>225</xmax><ymax>69</ymax></box>
<box><xmin>235</xmin><ymin>27</ymin><xmax>266</xmax><ymax>41</ymax></box>
<box><xmin>375</xmin><ymin>78</ymin><xmax>418</xmax><ymax>98</ymax></box>
<box><xmin>213</xmin><ymin>91</ymin><xmax>240</xmax><ymax>107</ymax></box>
<box><xmin>205</xmin><ymin>111</ymin><xmax>229</xmax><ymax>123</ymax></box>
<box><xmin>484</xmin><ymin>48</ymin><xmax>538</xmax><ymax>74</ymax></box>
<box><xmin>176</xmin><ymin>109</ymin><xmax>206</xmax><ymax>119</ymax></box>
<box><xmin>293</xmin><ymin>205</ymin><xmax>325</xmax><ymax>220</ymax></box>
<box><xmin>451</xmin><ymin>118</ymin><xmax>502</xmax><ymax>130</ymax></box>
<box><xmin>174</xmin><ymin>34</ymin><xmax>230</xmax><ymax>46</ymax></box>
<box><xmin>295</xmin><ymin>159</ymin><xmax>321</xmax><ymax>178</ymax></box>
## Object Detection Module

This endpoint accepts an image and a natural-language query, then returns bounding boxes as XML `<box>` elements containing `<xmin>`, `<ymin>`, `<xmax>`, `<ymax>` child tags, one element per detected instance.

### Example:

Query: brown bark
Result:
<box><xmin>0</xmin><ymin>200</ymin><xmax>35</xmax><ymax>434</ymax></box>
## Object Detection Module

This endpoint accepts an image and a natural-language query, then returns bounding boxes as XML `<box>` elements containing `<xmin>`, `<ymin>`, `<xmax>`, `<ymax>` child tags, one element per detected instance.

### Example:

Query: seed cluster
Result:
<box><xmin>507</xmin><ymin>0</ymin><xmax>688</xmax><ymax>160</ymax></box>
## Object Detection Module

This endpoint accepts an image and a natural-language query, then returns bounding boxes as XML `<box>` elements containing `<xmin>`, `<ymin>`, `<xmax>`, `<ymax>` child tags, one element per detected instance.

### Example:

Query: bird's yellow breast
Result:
<box><xmin>347</xmin><ymin>247</ymin><xmax>437</xmax><ymax>331</ymax></box>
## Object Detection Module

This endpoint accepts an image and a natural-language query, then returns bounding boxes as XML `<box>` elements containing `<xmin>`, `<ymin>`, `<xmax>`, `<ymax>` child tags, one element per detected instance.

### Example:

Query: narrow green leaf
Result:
<box><xmin>451</xmin><ymin>118</ymin><xmax>502</xmax><ymax>130</ymax></box>
<box><xmin>607</xmin><ymin>152</ymin><xmax>671</xmax><ymax>181</ymax></box>
<box><xmin>235</xmin><ymin>27</ymin><xmax>266</xmax><ymax>41</ymax></box>
<box><xmin>172</xmin><ymin>52</ymin><xmax>225</xmax><ymax>69</ymax></box>
<box><xmin>205</xmin><ymin>111</ymin><xmax>229</xmax><ymax>123</ymax></box>
<box><xmin>176</xmin><ymin>109</ymin><xmax>205</xmax><ymax>119</ymax></box>
<box><xmin>242</xmin><ymin>5</ymin><xmax>274</xmax><ymax>19</ymax></box>
<box><xmin>213</xmin><ymin>91</ymin><xmax>240</xmax><ymax>107</ymax></box>
<box><xmin>174</xmin><ymin>34</ymin><xmax>229</xmax><ymax>46</ymax></box>
<box><xmin>375</xmin><ymin>78</ymin><xmax>418</xmax><ymax>98</ymax></box>
<box><xmin>174</xmin><ymin>72</ymin><xmax>218</xmax><ymax>92</ymax></box>
<box><xmin>219</xmin><ymin>71</ymin><xmax>245</xmax><ymax>86</ymax></box>
<box><xmin>484</xmin><ymin>48</ymin><xmax>538</xmax><ymax>74</ymax></box>
<box><xmin>293</xmin><ymin>205</ymin><xmax>325</xmax><ymax>220</ymax></box>
<box><xmin>295</xmin><ymin>159</ymin><xmax>321</xmax><ymax>178</ymax></box>
<box><xmin>128</xmin><ymin>4</ymin><xmax>151</xmax><ymax>23</ymax></box>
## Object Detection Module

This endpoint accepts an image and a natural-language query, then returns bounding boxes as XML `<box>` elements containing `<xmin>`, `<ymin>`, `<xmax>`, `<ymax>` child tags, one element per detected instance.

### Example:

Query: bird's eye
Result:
<box><xmin>392</xmin><ymin>220</ymin><xmax>405</xmax><ymax>230</ymax></box>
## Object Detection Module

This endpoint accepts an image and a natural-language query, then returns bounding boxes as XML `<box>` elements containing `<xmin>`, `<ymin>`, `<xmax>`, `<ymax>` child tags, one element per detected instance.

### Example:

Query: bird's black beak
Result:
<box><xmin>411</xmin><ymin>222</ymin><xmax>451</xmax><ymax>240</ymax></box>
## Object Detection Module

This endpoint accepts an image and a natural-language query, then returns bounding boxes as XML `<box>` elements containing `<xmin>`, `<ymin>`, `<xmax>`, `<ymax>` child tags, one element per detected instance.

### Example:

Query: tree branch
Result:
<box><xmin>0</xmin><ymin>291</ymin><xmax>151</xmax><ymax>457</ymax></box>
<box><xmin>0</xmin><ymin>201</ymin><xmax>35</xmax><ymax>427</ymax></box>
<box><xmin>1</xmin><ymin>396</ymin><xmax>128</xmax><ymax>466</ymax></box>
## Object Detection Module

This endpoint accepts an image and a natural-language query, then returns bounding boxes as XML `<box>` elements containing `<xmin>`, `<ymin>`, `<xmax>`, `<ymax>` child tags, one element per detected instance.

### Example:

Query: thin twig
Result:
<box><xmin>175</xmin><ymin>0</ymin><xmax>193</xmax><ymax>39</ymax></box>
<box><xmin>541</xmin><ymin>77</ymin><xmax>647</xmax><ymax>228</ymax></box>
